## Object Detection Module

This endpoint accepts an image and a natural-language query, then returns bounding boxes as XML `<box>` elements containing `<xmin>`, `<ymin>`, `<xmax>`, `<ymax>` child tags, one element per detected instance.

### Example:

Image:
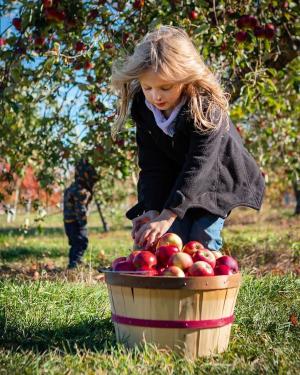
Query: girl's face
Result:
<box><xmin>139</xmin><ymin>69</ymin><xmax>184</xmax><ymax>116</ymax></box>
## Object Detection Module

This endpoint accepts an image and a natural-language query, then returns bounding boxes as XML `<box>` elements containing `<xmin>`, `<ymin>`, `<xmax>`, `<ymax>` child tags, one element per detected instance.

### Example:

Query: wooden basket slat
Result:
<box><xmin>217</xmin><ymin>286</ymin><xmax>240</xmax><ymax>352</ymax></box>
<box><xmin>150</xmin><ymin>289</ymin><xmax>178</xmax><ymax>346</ymax></box>
<box><xmin>195</xmin><ymin>290</ymin><xmax>224</xmax><ymax>356</ymax></box>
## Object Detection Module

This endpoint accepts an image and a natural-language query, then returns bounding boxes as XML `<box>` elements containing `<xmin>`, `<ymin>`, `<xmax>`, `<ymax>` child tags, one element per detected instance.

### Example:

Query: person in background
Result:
<box><xmin>63</xmin><ymin>159</ymin><xmax>98</xmax><ymax>269</ymax></box>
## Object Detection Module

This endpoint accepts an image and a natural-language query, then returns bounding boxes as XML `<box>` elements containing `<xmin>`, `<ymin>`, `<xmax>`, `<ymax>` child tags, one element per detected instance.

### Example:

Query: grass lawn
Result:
<box><xmin>0</xmin><ymin>206</ymin><xmax>299</xmax><ymax>374</ymax></box>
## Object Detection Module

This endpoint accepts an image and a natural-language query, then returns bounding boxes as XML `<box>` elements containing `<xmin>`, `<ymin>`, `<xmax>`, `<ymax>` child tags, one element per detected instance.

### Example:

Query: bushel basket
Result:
<box><xmin>105</xmin><ymin>271</ymin><xmax>241</xmax><ymax>359</ymax></box>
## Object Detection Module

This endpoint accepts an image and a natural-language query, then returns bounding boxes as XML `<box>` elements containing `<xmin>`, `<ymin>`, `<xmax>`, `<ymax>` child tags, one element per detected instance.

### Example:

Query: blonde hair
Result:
<box><xmin>111</xmin><ymin>25</ymin><xmax>229</xmax><ymax>137</ymax></box>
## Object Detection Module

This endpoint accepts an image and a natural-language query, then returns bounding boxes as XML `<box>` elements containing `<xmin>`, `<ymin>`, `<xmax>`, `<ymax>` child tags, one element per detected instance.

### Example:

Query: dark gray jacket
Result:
<box><xmin>126</xmin><ymin>91</ymin><xmax>265</xmax><ymax>220</ymax></box>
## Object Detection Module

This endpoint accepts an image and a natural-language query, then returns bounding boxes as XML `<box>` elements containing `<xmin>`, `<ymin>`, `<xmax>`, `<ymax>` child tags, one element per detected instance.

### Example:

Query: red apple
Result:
<box><xmin>55</xmin><ymin>10</ymin><xmax>66</xmax><ymax>22</ymax></box>
<box><xmin>183</xmin><ymin>241</ymin><xmax>204</xmax><ymax>256</ymax></box>
<box><xmin>162</xmin><ymin>266</ymin><xmax>185</xmax><ymax>277</ymax></box>
<box><xmin>193</xmin><ymin>249</ymin><xmax>216</xmax><ymax>268</ymax></box>
<box><xmin>88</xmin><ymin>9</ymin><xmax>99</xmax><ymax>20</ymax></box>
<box><xmin>75</xmin><ymin>41</ymin><xmax>86</xmax><ymax>52</ymax></box>
<box><xmin>155</xmin><ymin>245</ymin><xmax>179</xmax><ymax>267</ymax></box>
<box><xmin>104</xmin><ymin>42</ymin><xmax>114</xmax><ymax>49</ymax></box>
<box><xmin>133</xmin><ymin>251</ymin><xmax>157</xmax><ymax>269</ymax></box>
<box><xmin>264</xmin><ymin>23</ymin><xmax>276</xmax><ymax>40</ymax></box>
<box><xmin>45</xmin><ymin>9</ymin><xmax>65</xmax><ymax>23</ymax></box>
<box><xmin>168</xmin><ymin>252</ymin><xmax>193</xmax><ymax>271</ymax></box>
<box><xmin>12</xmin><ymin>18</ymin><xmax>22</xmax><ymax>31</ymax></box>
<box><xmin>282</xmin><ymin>1</ymin><xmax>289</xmax><ymax>9</ymax></box>
<box><xmin>133</xmin><ymin>0</ymin><xmax>144</xmax><ymax>10</ymax></box>
<box><xmin>214</xmin><ymin>265</ymin><xmax>233</xmax><ymax>276</ymax></box>
<box><xmin>156</xmin><ymin>233</ymin><xmax>183</xmax><ymax>251</ymax></box>
<box><xmin>126</xmin><ymin>250</ymin><xmax>141</xmax><ymax>263</ymax></box>
<box><xmin>216</xmin><ymin>256</ymin><xmax>239</xmax><ymax>273</ymax></box>
<box><xmin>34</xmin><ymin>36</ymin><xmax>46</xmax><ymax>47</ymax></box>
<box><xmin>74</xmin><ymin>62</ymin><xmax>82</xmax><ymax>70</ymax></box>
<box><xmin>237</xmin><ymin>15</ymin><xmax>248</xmax><ymax>29</ymax></box>
<box><xmin>189</xmin><ymin>10</ymin><xmax>198</xmax><ymax>20</ymax></box>
<box><xmin>237</xmin><ymin>15</ymin><xmax>258</xmax><ymax>30</ymax></box>
<box><xmin>221</xmin><ymin>42</ymin><xmax>227</xmax><ymax>52</ymax></box>
<box><xmin>112</xmin><ymin>256</ymin><xmax>127</xmax><ymax>270</ymax></box>
<box><xmin>247</xmin><ymin>16</ymin><xmax>258</xmax><ymax>29</ymax></box>
<box><xmin>87</xmin><ymin>75</ymin><xmax>94</xmax><ymax>83</ymax></box>
<box><xmin>84</xmin><ymin>61</ymin><xmax>94</xmax><ymax>70</ymax></box>
<box><xmin>89</xmin><ymin>94</ymin><xmax>96</xmax><ymax>104</ymax></box>
<box><xmin>122</xmin><ymin>32</ymin><xmax>130</xmax><ymax>44</ymax></box>
<box><xmin>235</xmin><ymin>31</ymin><xmax>248</xmax><ymax>43</ymax></box>
<box><xmin>114</xmin><ymin>260</ymin><xmax>135</xmax><ymax>272</ymax></box>
<box><xmin>187</xmin><ymin>261</ymin><xmax>214</xmax><ymax>276</ymax></box>
<box><xmin>43</xmin><ymin>0</ymin><xmax>53</xmax><ymax>8</ymax></box>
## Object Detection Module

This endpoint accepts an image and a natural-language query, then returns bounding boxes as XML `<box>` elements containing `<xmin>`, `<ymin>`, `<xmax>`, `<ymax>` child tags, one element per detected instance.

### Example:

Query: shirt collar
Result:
<box><xmin>145</xmin><ymin>96</ymin><xmax>187</xmax><ymax>136</ymax></box>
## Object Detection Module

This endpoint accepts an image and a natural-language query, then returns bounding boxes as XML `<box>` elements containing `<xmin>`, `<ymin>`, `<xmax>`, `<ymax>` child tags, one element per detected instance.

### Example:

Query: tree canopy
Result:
<box><xmin>0</xmin><ymin>0</ymin><xmax>299</xmax><ymax>203</ymax></box>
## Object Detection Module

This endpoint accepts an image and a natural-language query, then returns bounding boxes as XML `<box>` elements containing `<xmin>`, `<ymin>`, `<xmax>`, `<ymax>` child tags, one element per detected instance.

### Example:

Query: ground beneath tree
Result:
<box><xmin>0</xmin><ymin>207</ymin><xmax>299</xmax><ymax>282</ymax></box>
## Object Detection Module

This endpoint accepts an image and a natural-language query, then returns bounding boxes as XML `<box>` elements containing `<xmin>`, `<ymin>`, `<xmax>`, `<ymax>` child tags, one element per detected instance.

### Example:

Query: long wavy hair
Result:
<box><xmin>111</xmin><ymin>25</ymin><xmax>229</xmax><ymax>137</ymax></box>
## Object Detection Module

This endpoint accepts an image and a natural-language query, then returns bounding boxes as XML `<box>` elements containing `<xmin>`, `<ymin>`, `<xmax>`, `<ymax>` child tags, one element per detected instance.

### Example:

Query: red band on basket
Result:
<box><xmin>111</xmin><ymin>313</ymin><xmax>234</xmax><ymax>329</ymax></box>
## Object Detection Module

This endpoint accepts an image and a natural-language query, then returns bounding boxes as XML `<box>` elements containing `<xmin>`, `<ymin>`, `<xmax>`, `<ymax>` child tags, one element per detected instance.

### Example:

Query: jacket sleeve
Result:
<box><xmin>163</xmin><ymin>120</ymin><xmax>225</xmax><ymax>219</ymax></box>
<box><xmin>135</xmin><ymin>123</ymin><xmax>176</xmax><ymax>213</ymax></box>
<box><xmin>126</xmin><ymin>93</ymin><xmax>175</xmax><ymax>220</ymax></box>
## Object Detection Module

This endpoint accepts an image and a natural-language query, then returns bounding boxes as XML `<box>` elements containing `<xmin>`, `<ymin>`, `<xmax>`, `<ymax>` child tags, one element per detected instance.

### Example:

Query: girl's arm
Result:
<box><xmin>134</xmin><ymin>208</ymin><xmax>177</xmax><ymax>248</ymax></box>
<box><xmin>131</xmin><ymin>210</ymin><xmax>159</xmax><ymax>240</ymax></box>
<box><xmin>135</xmin><ymin>122</ymin><xmax>175</xmax><ymax>214</ymax></box>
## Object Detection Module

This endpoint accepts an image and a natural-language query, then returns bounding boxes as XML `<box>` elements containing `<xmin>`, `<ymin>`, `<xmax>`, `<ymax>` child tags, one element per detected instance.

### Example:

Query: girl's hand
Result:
<box><xmin>134</xmin><ymin>209</ymin><xmax>177</xmax><ymax>249</ymax></box>
<box><xmin>131</xmin><ymin>210</ymin><xmax>159</xmax><ymax>240</ymax></box>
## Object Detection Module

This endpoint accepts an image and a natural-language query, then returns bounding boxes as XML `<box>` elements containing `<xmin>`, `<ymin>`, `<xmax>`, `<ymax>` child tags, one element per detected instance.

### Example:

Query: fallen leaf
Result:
<box><xmin>290</xmin><ymin>314</ymin><xmax>298</xmax><ymax>326</ymax></box>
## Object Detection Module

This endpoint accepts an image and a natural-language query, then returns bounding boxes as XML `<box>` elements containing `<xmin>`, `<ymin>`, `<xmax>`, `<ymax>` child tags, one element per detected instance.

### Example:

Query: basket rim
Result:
<box><xmin>104</xmin><ymin>270</ymin><xmax>242</xmax><ymax>290</ymax></box>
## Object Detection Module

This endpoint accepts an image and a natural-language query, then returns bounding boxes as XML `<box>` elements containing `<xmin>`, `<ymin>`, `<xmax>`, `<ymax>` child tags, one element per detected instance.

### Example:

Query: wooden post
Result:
<box><xmin>12</xmin><ymin>179</ymin><xmax>21</xmax><ymax>222</ymax></box>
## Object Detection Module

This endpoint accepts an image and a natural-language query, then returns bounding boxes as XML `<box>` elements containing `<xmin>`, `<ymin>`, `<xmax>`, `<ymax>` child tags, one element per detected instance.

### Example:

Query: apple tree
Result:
<box><xmin>0</xmin><ymin>0</ymin><xmax>299</xmax><ymax>215</ymax></box>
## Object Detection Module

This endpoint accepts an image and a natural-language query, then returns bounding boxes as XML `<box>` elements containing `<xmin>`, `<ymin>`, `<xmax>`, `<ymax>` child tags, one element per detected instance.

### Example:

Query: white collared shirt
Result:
<box><xmin>145</xmin><ymin>96</ymin><xmax>187</xmax><ymax>137</ymax></box>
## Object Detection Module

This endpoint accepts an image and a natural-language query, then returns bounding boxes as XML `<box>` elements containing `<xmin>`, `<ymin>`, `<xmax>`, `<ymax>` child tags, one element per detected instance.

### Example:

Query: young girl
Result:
<box><xmin>111</xmin><ymin>26</ymin><xmax>265</xmax><ymax>252</ymax></box>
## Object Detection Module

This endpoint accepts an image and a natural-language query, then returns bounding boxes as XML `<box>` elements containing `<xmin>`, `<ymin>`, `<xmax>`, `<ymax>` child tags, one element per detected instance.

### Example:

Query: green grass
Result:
<box><xmin>0</xmin><ymin>275</ymin><xmax>299</xmax><ymax>374</ymax></box>
<box><xmin>0</xmin><ymin>206</ymin><xmax>299</xmax><ymax>374</ymax></box>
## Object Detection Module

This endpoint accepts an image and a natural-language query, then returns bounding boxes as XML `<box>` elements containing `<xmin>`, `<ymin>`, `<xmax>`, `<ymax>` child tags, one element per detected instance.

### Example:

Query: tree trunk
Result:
<box><xmin>293</xmin><ymin>179</ymin><xmax>300</xmax><ymax>215</ymax></box>
<box><xmin>26</xmin><ymin>198</ymin><xmax>31</xmax><ymax>213</ymax></box>
<box><xmin>95</xmin><ymin>199</ymin><xmax>109</xmax><ymax>232</ymax></box>
<box><xmin>12</xmin><ymin>180</ymin><xmax>20</xmax><ymax>222</ymax></box>
<box><xmin>132</xmin><ymin>171</ymin><xmax>138</xmax><ymax>186</ymax></box>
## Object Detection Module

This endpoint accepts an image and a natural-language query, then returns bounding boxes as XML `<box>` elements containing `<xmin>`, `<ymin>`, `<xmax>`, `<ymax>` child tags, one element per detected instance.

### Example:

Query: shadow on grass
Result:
<box><xmin>0</xmin><ymin>246</ymin><xmax>65</xmax><ymax>262</ymax></box>
<box><xmin>0</xmin><ymin>316</ymin><xmax>117</xmax><ymax>354</ymax></box>
<box><xmin>0</xmin><ymin>225</ymin><xmax>131</xmax><ymax>238</ymax></box>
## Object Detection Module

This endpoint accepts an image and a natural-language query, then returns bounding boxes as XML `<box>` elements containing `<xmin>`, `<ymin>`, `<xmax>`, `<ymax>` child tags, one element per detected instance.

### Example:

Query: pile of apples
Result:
<box><xmin>111</xmin><ymin>233</ymin><xmax>239</xmax><ymax>277</ymax></box>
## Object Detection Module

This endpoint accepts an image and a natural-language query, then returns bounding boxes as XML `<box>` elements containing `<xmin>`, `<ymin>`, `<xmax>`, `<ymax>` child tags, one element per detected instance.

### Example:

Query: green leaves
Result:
<box><xmin>0</xmin><ymin>0</ymin><xmax>299</xmax><ymax>202</ymax></box>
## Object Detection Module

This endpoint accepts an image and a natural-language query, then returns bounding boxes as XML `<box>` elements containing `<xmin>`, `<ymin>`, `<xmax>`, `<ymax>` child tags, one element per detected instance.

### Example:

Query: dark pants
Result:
<box><xmin>64</xmin><ymin>222</ymin><xmax>88</xmax><ymax>265</ymax></box>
